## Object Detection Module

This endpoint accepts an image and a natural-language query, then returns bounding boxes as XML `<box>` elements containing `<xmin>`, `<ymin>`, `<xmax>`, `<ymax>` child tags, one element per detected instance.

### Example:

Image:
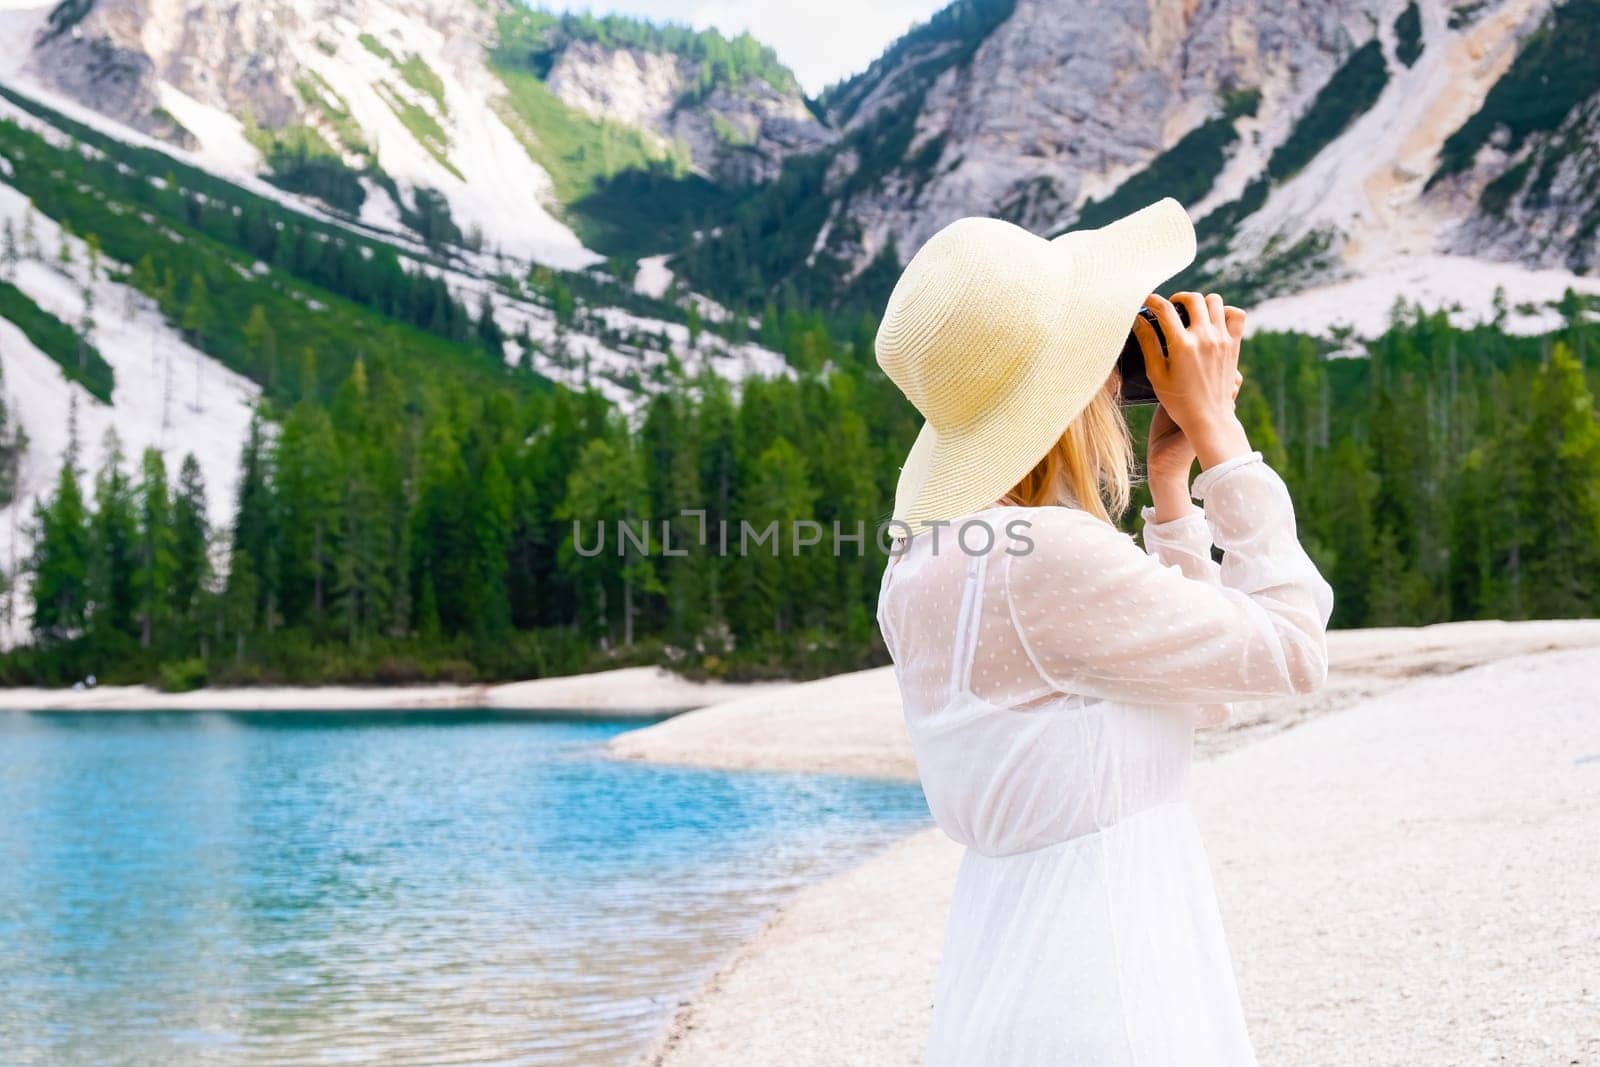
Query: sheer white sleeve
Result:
<box><xmin>1004</xmin><ymin>457</ymin><xmax>1334</xmax><ymax>705</ymax></box>
<box><xmin>1139</xmin><ymin>505</ymin><xmax>1220</xmax><ymax>583</ymax></box>
<box><xmin>1138</xmin><ymin>501</ymin><xmax>1228</xmax><ymax>723</ymax></box>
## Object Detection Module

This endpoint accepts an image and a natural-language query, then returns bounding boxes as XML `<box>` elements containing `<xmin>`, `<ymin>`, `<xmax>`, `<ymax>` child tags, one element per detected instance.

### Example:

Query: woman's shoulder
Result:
<box><xmin>892</xmin><ymin>505</ymin><xmax>1127</xmax><ymax>573</ymax></box>
<box><xmin>998</xmin><ymin>504</ymin><xmax>1139</xmax><ymax>576</ymax></box>
<box><xmin>994</xmin><ymin>503</ymin><xmax>1130</xmax><ymax>542</ymax></box>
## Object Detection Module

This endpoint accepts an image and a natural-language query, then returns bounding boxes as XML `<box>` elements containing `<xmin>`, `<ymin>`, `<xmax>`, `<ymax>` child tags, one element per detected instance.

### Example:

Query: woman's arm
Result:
<box><xmin>1004</xmin><ymin>454</ymin><xmax>1334</xmax><ymax>705</ymax></box>
<box><xmin>1141</xmin><ymin>448</ymin><xmax>1262</xmax><ymax>583</ymax></box>
<box><xmin>1140</xmin><ymin>502</ymin><xmax>1219</xmax><ymax>583</ymax></box>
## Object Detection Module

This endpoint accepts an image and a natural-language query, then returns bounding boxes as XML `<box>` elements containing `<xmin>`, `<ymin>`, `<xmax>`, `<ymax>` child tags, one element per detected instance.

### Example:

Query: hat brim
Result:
<box><xmin>889</xmin><ymin>197</ymin><xmax>1197</xmax><ymax>535</ymax></box>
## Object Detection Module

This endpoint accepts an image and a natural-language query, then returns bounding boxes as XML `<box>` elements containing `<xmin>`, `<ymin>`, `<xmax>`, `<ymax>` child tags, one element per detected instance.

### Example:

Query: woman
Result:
<box><xmin>874</xmin><ymin>198</ymin><xmax>1334</xmax><ymax>1065</ymax></box>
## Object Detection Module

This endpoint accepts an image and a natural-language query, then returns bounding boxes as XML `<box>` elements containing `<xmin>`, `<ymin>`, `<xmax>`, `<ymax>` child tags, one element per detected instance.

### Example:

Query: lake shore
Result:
<box><xmin>0</xmin><ymin>665</ymin><xmax>784</xmax><ymax>716</ymax></box>
<box><xmin>619</xmin><ymin>619</ymin><xmax>1600</xmax><ymax>1066</ymax></box>
<box><xmin>608</xmin><ymin>618</ymin><xmax>1600</xmax><ymax>778</ymax></box>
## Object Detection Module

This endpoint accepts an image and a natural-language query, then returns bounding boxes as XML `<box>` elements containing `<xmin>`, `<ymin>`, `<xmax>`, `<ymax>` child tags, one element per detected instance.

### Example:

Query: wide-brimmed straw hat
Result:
<box><xmin>876</xmin><ymin>197</ymin><xmax>1197</xmax><ymax>535</ymax></box>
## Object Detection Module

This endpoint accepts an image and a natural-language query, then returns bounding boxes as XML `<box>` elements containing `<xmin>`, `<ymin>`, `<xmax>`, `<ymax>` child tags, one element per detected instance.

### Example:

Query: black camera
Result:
<box><xmin>1117</xmin><ymin>303</ymin><xmax>1189</xmax><ymax>406</ymax></box>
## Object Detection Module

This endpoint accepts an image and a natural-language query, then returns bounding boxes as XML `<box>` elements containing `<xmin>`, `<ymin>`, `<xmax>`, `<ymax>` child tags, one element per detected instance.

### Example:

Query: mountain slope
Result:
<box><xmin>4</xmin><ymin>0</ymin><xmax>599</xmax><ymax>266</ymax></box>
<box><xmin>676</xmin><ymin>0</ymin><xmax>1600</xmax><ymax>336</ymax></box>
<box><xmin>0</xmin><ymin>70</ymin><xmax>790</xmax><ymax>639</ymax></box>
<box><xmin>0</xmin><ymin>0</ymin><xmax>834</xmax><ymax>266</ymax></box>
<box><xmin>1427</xmin><ymin>0</ymin><xmax>1600</xmax><ymax>272</ymax></box>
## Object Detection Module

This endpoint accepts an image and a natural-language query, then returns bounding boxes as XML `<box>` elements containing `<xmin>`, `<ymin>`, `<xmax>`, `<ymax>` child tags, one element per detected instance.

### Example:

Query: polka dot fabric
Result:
<box><xmin>876</xmin><ymin>452</ymin><xmax>1333</xmax><ymax>1065</ymax></box>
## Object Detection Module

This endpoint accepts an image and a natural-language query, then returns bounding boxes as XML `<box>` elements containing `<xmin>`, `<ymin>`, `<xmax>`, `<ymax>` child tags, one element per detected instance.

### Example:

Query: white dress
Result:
<box><xmin>876</xmin><ymin>452</ymin><xmax>1334</xmax><ymax>1066</ymax></box>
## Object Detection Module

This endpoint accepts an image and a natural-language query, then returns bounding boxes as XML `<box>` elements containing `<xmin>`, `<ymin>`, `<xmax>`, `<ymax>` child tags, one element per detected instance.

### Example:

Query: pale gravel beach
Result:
<box><xmin>607</xmin><ymin>619</ymin><xmax>1600</xmax><ymax>776</ymax></box>
<box><xmin>0</xmin><ymin>665</ymin><xmax>783</xmax><ymax>715</ymax></box>
<box><xmin>621</xmin><ymin>620</ymin><xmax>1600</xmax><ymax>1067</ymax></box>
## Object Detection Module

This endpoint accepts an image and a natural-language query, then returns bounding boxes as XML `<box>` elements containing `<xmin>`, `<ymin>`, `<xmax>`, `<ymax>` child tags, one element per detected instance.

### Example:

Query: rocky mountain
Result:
<box><xmin>8</xmin><ymin>0</ymin><xmax>1597</xmax><ymax>331</ymax></box>
<box><xmin>1</xmin><ymin>0</ymin><xmax>833</xmax><ymax>263</ymax></box>
<box><xmin>0</xmin><ymin>0</ymin><xmax>1596</xmax><ymax>661</ymax></box>
<box><xmin>537</xmin><ymin>28</ymin><xmax>834</xmax><ymax>186</ymax></box>
<box><xmin>670</xmin><ymin>0</ymin><xmax>1600</xmax><ymax>337</ymax></box>
<box><xmin>1426</xmin><ymin>0</ymin><xmax>1600</xmax><ymax>272</ymax></box>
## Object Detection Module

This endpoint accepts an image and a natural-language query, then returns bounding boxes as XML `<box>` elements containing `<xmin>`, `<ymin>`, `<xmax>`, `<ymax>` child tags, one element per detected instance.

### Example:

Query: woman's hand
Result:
<box><xmin>1147</xmin><ymin>372</ymin><xmax>1245</xmax><ymax>480</ymax></box>
<box><xmin>1146</xmin><ymin>374</ymin><xmax>1244</xmax><ymax>522</ymax></box>
<box><xmin>1134</xmin><ymin>292</ymin><xmax>1252</xmax><ymax>469</ymax></box>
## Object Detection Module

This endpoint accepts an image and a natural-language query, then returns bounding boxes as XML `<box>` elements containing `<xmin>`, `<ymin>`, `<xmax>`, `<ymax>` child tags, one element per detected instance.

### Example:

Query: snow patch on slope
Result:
<box><xmin>0</xmin><ymin>183</ymin><xmax>258</xmax><ymax>644</ymax></box>
<box><xmin>154</xmin><ymin>83</ymin><xmax>262</xmax><ymax>177</ymax></box>
<box><xmin>290</xmin><ymin>5</ymin><xmax>600</xmax><ymax>270</ymax></box>
<box><xmin>633</xmin><ymin>254</ymin><xmax>674</xmax><ymax>300</ymax></box>
<box><xmin>1246</xmin><ymin>254</ymin><xmax>1600</xmax><ymax>340</ymax></box>
<box><xmin>438</xmin><ymin>267</ymin><xmax>789</xmax><ymax>413</ymax></box>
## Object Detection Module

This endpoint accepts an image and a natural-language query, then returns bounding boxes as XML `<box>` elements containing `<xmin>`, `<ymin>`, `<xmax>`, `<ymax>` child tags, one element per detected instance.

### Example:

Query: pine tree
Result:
<box><xmin>29</xmin><ymin>439</ymin><xmax>91</xmax><ymax>642</ymax></box>
<box><xmin>181</xmin><ymin>273</ymin><xmax>212</xmax><ymax>344</ymax></box>
<box><xmin>87</xmin><ymin>430</ymin><xmax>140</xmax><ymax>641</ymax></box>
<box><xmin>1368</xmin><ymin>526</ymin><xmax>1417</xmax><ymax>626</ymax></box>
<box><xmin>241</xmin><ymin>304</ymin><xmax>278</xmax><ymax>388</ymax></box>
<box><xmin>1</xmin><ymin>219</ymin><xmax>17</xmax><ymax>280</ymax></box>
<box><xmin>685</xmin><ymin>301</ymin><xmax>702</xmax><ymax>348</ymax></box>
<box><xmin>131</xmin><ymin>254</ymin><xmax>159</xmax><ymax>299</ymax></box>
<box><xmin>128</xmin><ymin>253</ymin><xmax>158</xmax><ymax>317</ymax></box>
<box><xmin>2</xmin><ymin>419</ymin><xmax>28</xmax><ymax>631</ymax></box>
<box><xmin>134</xmin><ymin>448</ymin><xmax>178</xmax><ymax>648</ymax></box>
<box><xmin>223</xmin><ymin>547</ymin><xmax>259</xmax><ymax>664</ymax></box>
<box><xmin>21</xmin><ymin>204</ymin><xmax>39</xmax><ymax>260</ymax></box>
<box><xmin>171</xmin><ymin>454</ymin><xmax>210</xmax><ymax>632</ymax></box>
<box><xmin>734</xmin><ymin>435</ymin><xmax>817</xmax><ymax>640</ymax></box>
<box><xmin>553</xmin><ymin>282</ymin><xmax>576</xmax><ymax>324</ymax></box>
<box><xmin>1367</xmin><ymin>373</ymin><xmax>1438</xmax><ymax>619</ymax></box>
<box><xmin>475</xmin><ymin>292</ymin><xmax>504</xmax><ymax>353</ymax></box>
<box><xmin>158</xmin><ymin>267</ymin><xmax>177</xmax><ymax>314</ymax></box>
<box><xmin>1326</xmin><ymin>436</ymin><xmax>1375</xmax><ymax>627</ymax></box>
<box><xmin>334</xmin><ymin>441</ymin><xmax>383</xmax><ymax>645</ymax></box>
<box><xmin>231</xmin><ymin>413</ymin><xmax>278</xmax><ymax>632</ymax></box>
<box><xmin>558</xmin><ymin>429</ymin><xmax>656</xmax><ymax>644</ymax></box>
<box><xmin>517</xmin><ymin>330</ymin><xmax>538</xmax><ymax>376</ymax></box>
<box><xmin>1519</xmin><ymin>342</ymin><xmax>1600</xmax><ymax>616</ymax></box>
<box><xmin>411</xmin><ymin>419</ymin><xmax>472</xmax><ymax>635</ymax></box>
<box><xmin>274</xmin><ymin>403</ymin><xmax>342</xmax><ymax>629</ymax></box>
<box><xmin>297</xmin><ymin>347</ymin><xmax>319</xmax><ymax>401</ymax></box>
<box><xmin>1446</xmin><ymin>445</ymin><xmax>1498</xmax><ymax>619</ymax></box>
<box><xmin>84</xmin><ymin>234</ymin><xmax>101</xmax><ymax>286</ymax></box>
<box><xmin>810</xmin><ymin>375</ymin><xmax>879</xmax><ymax>642</ymax></box>
<box><xmin>77</xmin><ymin>283</ymin><xmax>96</xmax><ymax>378</ymax></box>
<box><xmin>416</xmin><ymin>565</ymin><xmax>441</xmax><ymax>640</ymax></box>
<box><xmin>469</xmin><ymin>452</ymin><xmax>514</xmax><ymax>637</ymax></box>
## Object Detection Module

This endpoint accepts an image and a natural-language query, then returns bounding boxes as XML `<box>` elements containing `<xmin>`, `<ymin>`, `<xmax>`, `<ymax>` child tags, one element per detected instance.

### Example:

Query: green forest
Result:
<box><xmin>1</xmin><ymin>22</ymin><xmax>1599</xmax><ymax>691</ymax></box>
<box><xmin>3</xmin><ymin>291</ymin><xmax>1598</xmax><ymax>690</ymax></box>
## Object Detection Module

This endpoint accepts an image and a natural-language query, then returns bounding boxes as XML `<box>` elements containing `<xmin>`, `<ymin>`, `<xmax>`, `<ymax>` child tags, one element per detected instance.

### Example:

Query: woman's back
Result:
<box><xmin>877</xmin><ymin>505</ymin><xmax>1195</xmax><ymax>858</ymax></box>
<box><xmin>876</xmin><ymin>458</ymin><xmax>1333</xmax><ymax>1065</ymax></box>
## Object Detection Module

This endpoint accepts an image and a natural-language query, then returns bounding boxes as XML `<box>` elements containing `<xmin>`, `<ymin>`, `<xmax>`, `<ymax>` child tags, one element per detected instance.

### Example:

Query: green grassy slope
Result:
<box><xmin>0</xmin><ymin>278</ymin><xmax>115</xmax><ymax>401</ymax></box>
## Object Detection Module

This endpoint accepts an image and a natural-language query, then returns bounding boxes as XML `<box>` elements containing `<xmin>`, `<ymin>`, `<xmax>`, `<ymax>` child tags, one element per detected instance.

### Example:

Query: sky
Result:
<box><xmin>534</xmin><ymin>0</ymin><xmax>951</xmax><ymax>96</ymax></box>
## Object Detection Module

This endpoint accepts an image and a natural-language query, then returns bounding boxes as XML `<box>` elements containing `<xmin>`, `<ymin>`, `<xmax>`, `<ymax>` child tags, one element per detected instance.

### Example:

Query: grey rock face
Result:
<box><xmin>33</xmin><ymin>24</ymin><xmax>195</xmax><ymax>146</ymax></box>
<box><xmin>544</xmin><ymin>39</ymin><xmax>834</xmax><ymax>186</ymax></box>
<box><xmin>818</xmin><ymin>0</ymin><xmax>1385</xmax><ymax>276</ymax></box>
<box><xmin>1441</xmin><ymin>91</ymin><xmax>1600</xmax><ymax>274</ymax></box>
<box><xmin>27</xmin><ymin>0</ymin><xmax>302</xmax><ymax>137</ymax></box>
<box><xmin>23</xmin><ymin>0</ymin><xmax>501</xmax><ymax>147</ymax></box>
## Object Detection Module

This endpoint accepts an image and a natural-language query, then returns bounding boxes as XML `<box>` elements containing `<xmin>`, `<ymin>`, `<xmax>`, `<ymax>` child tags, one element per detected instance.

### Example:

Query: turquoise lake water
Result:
<box><xmin>0</xmin><ymin>710</ymin><xmax>931</xmax><ymax>1066</ymax></box>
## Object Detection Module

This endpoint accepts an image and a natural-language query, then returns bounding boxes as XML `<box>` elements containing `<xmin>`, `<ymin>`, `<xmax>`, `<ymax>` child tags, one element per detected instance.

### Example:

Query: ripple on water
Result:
<box><xmin>0</xmin><ymin>709</ymin><xmax>930</xmax><ymax>1066</ymax></box>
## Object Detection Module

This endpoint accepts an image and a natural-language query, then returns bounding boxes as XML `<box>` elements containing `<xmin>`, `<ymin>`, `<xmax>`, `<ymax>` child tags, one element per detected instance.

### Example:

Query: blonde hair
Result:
<box><xmin>1001</xmin><ymin>381</ymin><xmax>1134</xmax><ymax>524</ymax></box>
